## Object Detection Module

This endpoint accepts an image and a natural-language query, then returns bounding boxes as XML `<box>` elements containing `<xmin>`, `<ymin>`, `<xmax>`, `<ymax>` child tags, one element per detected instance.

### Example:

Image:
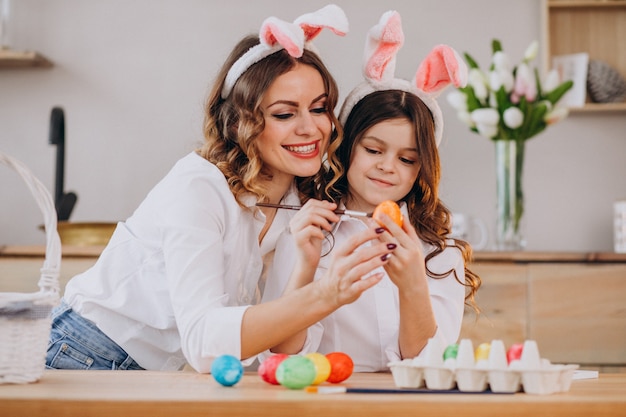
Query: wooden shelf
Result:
<box><xmin>569</xmin><ymin>102</ymin><xmax>626</xmax><ymax>112</ymax></box>
<box><xmin>543</xmin><ymin>0</ymin><xmax>626</xmax><ymax>112</ymax></box>
<box><xmin>0</xmin><ymin>49</ymin><xmax>53</xmax><ymax>68</ymax></box>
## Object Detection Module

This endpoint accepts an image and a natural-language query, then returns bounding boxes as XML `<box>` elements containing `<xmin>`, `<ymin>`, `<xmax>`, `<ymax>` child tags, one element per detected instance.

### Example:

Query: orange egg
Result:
<box><xmin>372</xmin><ymin>200</ymin><xmax>403</xmax><ymax>229</ymax></box>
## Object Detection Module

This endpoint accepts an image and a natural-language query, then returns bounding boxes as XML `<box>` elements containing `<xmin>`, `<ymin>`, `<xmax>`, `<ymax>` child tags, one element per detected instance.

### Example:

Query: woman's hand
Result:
<box><xmin>289</xmin><ymin>199</ymin><xmax>340</xmax><ymax>272</ymax></box>
<box><xmin>313</xmin><ymin>226</ymin><xmax>393</xmax><ymax>309</ymax></box>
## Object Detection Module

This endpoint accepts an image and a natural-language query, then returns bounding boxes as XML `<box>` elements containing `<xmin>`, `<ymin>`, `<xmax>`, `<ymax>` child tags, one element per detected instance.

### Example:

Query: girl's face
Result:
<box><xmin>256</xmin><ymin>63</ymin><xmax>332</xmax><ymax>182</ymax></box>
<box><xmin>346</xmin><ymin>118</ymin><xmax>419</xmax><ymax>213</ymax></box>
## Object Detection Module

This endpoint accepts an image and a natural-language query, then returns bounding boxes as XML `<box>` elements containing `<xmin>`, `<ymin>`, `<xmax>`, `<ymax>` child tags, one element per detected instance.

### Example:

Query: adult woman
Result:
<box><xmin>46</xmin><ymin>5</ymin><xmax>393</xmax><ymax>373</ymax></box>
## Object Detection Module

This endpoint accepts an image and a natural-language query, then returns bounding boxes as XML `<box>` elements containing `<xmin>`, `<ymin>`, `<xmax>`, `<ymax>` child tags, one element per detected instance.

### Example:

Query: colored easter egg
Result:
<box><xmin>475</xmin><ymin>342</ymin><xmax>491</xmax><ymax>362</ymax></box>
<box><xmin>258</xmin><ymin>353</ymin><xmax>289</xmax><ymax>385</ymax></box>
<box><xmin>443</xmin><ymin>343</ymin><xmax>459</xmax><ymax>360</ymax></box>
<box><xmin>325</xmin><ymin>352</ymin><xmax>354</xmax><ymax>384</ymax></box>
<box><xmin>276</xmin><ymin>356</ymin><xmax>317</xmax><ymax>390</ymax></box>
<box><xmin>373</xmin><ymin>200</ymin><xmax>403</xmax><ymax>230</ymax></box>
<box><xmin>211</xmin><ymin>354</ymin><xmax>243</xmax><ymax>387</ymax></box>
<box><xmin>305</xmin><ymin>352</ymin><xmax>332</xmax><ymax>385</ymax></box>
<box><xmin>506</xmin><ymin>343</ymin><xmax>524</xmax><ymax>364</ymax></box>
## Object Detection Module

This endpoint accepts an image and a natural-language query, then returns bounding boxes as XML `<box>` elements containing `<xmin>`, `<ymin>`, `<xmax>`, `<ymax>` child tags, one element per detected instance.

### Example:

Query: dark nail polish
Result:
<box><xmin>375</xmin><ymin>227</ymin><xmax>385</xmax><ymax>234</ymax></box>
<box><xmin>381</xmin><ymin>253</ymin><xmax>390</xmax><ymax>261</ymax></box>
<box><xmin>387</xmin><ymin>243</ymin><xmax>397</xmax><ymax>250</ymax></box>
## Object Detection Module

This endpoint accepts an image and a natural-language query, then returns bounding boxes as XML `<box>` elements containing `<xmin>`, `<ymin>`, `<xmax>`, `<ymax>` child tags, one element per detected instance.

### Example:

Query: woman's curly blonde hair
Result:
<box><xmin>199</xmin><ymin>35</ymin><xmax>343</xmax><ymax>205</ymax></box>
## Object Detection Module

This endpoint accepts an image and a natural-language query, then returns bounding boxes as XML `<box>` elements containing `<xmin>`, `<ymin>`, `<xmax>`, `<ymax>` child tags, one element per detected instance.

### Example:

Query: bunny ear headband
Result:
<box><xmin>221</xmin><ymin>4</ymin><xmax>349</xmax><ymax>99</ymax></box>
<box><xmin>338</xmin><ymin>10</ymin><xmax>468</xmax><ymax>146</ymax></box>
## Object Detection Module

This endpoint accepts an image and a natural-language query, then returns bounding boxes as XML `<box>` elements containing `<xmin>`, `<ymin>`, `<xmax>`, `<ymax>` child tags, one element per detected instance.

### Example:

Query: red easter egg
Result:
<box><xmin>325</xmin><ymin>352</ymin><xmax>354</xmax><ymax>384</ymax></box>
<box><xmin>258</xmin><ymin>353</ymin><xmax>289</xmax><ymax>385</ymax></box>
<box><xmin>506</xmin><ymin>343</ymin><xmax>524</xmax><ymax>364</ymax></box>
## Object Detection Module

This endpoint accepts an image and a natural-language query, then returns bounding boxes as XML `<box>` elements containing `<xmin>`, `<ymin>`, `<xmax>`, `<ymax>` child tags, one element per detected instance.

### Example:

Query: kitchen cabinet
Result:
<box><xmin>461</xmin><ymin>251</ymin><xmax>626</xmax><ymax>373</ymax></box>
<box><xmin>542</xmin><ymin>0</ymin><xmax>626</xmax><ymax>112</ymax></box>
<box><xmin>0</xmin><ymin>49</ymin><xmax>52</xmax><ymax>68</ymax></box>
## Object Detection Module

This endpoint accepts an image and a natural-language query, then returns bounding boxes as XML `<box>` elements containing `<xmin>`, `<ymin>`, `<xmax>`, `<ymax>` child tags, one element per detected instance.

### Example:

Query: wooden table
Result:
<box><xmin>1</xmin><ymin>371</ymin><xmax>625</xmax><ymax>417</ymax></box>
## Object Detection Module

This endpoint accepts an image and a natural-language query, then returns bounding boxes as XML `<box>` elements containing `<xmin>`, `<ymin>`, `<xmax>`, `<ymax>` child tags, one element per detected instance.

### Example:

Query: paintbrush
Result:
<box><xmin>305</xmin><ymin>386</ymin><xmax>512</xmax><ymax>395</ymax></box>
<box><xmin>256</xmin><ymin>203</ymin><xmax>372</xmax><ymax>218</ymax></box>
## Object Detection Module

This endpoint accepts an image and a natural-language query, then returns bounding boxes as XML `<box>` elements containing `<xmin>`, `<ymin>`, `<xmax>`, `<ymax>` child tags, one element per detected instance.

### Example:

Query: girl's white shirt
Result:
<box><xmin>262</xmin><ymin>202</ymin><xmax>466</xmax><ymax>372</ymax></box>
<box><xmin>63</xmin><ymin>152</ymin><xmax>298</xmax><ymax>372</ymax></box>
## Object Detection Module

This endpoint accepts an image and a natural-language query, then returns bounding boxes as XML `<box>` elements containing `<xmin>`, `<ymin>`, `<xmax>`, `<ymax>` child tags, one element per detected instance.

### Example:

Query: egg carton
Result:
<box><xmin>388</xmin><ymin>339</ymin><xmax>579</xmax><ymax>395</ymax></box>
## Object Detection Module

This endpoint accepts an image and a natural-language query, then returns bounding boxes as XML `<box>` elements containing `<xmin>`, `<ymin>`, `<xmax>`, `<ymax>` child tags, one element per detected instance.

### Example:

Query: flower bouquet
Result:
<box><xmin>447</xmin><ymin>39</ymin><xmax>573</xmax><ymax>250</ymax></box>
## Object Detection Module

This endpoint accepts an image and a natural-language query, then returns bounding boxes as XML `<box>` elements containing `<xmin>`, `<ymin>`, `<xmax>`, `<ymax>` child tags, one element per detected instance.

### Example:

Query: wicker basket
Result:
<box><xmin>0</xmin><ymin>152</ymin><xmax>61</xmax><ymax>384</ymax></box>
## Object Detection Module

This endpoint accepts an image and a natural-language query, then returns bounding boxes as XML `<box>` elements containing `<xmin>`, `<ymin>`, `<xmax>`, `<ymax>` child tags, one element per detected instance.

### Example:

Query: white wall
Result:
<box><xmin>1</xmin><ymin>0</ymin><xmax>625</xmax><ymax>251</ymax></box>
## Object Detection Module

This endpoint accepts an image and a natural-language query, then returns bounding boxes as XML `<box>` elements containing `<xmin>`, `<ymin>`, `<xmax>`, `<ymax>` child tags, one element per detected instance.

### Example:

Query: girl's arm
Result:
<box><xmin>374</xmin><ymin>214</ymin><xmax>438</xmax><ymax>359</ymax></box>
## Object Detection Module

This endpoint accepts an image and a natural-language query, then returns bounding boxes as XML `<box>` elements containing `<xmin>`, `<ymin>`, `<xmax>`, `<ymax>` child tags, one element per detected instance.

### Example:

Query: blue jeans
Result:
<box><xmin>46</xmin><ymin>301</ymin><xmax>144</xmax><ymax>370</ymax></box>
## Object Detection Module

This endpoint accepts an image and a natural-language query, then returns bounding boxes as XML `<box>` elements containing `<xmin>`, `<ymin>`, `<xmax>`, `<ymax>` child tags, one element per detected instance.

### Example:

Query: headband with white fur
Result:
<box><xmin>339</xmin><ymin>10</ymin><xmax>468</xmax><ymax>146</ymax></box>
<box><xmin>221</xmin><ymin>4</ymin><xmax>348</xmax><ymax>99</ymax></box>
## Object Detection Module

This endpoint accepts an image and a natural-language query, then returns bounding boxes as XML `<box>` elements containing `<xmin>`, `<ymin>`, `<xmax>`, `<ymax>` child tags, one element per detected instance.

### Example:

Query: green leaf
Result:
<box><xmin>534</xmin><ymin>68</ymin><xmax>543</xmax><ymax>97</ymax></box>
<box><xmin>460</xmin><ymin>86</ymin><xmax>483</xmax><ymax>111</ymax></box>
<box><xmin>492</xmin><ymin>39</ymin><xmax>503</xmax><ymax>54</ymax></box>
<box><xmin>544</xmin><ymin>80</ymin><xmax>574</xmax><ymax>105</ymax></box>
<box><xmin>495</xmin><ymin>86</ymin><xmax>510</xmax><ymax>109</ymax></box>
<box><xmin>524</xmin><ymin>102</ymin><xmax>548</xmax><ymax>139</ymax></box>
<box><xmin>464</xmin><ymin>52</ymin><xmax>480</xmax><ymax>69</ymax></box>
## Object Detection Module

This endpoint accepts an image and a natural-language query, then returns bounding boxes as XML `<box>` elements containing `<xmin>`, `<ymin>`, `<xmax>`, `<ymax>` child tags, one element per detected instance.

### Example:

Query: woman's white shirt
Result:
<box><xmin>262</xmin><ymin>203</ymin><xmax>466</xmax><ymax>372</ymax></box>
<box><xmin>63</xmin><ymin>152</ymin><xmax>297</xmax><ymax>372</ymax></box>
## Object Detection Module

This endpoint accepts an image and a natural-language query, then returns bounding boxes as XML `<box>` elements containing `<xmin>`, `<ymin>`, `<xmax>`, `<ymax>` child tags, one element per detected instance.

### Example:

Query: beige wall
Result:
<box><xmin>2</xmin><ymin>0</ymin><xmax>625</xmax><ymax>251</ymax></box>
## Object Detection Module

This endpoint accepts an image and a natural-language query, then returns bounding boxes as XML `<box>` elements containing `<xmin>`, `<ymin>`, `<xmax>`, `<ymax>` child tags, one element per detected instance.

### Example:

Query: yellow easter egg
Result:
<box><xmin>305</xmin><ymin>352</ymin><xmax>332</xmax><ymax>385</ymax></box>
<box><xmin>475</xmin><ymin>342</ymin><xmax>491</xmax><ymax>362</ymax></box>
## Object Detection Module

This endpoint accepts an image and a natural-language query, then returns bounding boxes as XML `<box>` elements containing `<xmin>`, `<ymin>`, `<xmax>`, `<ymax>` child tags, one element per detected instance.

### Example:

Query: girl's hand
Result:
<box><xmin>313</xmin><ymin>226</ymin><xmax>393</xmax><ymax>309</ymax></box>
<box><xmin>289</xmin><ymin>199</ymin><xmax>340</xmax><ymax>271</ymax></box>
<box><xmin>372</xmin><ymin>214</ymin><xmax>427</xmax><ymax>292</ymax></box>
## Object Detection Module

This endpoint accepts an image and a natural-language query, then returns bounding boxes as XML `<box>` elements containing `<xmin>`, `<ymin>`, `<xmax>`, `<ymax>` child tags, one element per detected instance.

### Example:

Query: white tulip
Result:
<box><xmin>489</xmin><ymin>69</ymin><xmax>515</xmax><ymax>93</ymax></box>
<box><xmin>513</xmin><ymin>63</ymin><xmax>537</xmax><ymax>102</ymax></box>
<box><xmin>492</xmin><ymin>51</ymin><xmax>511</xmax><ymax>71</ymax></box>
<box><xmin>543</xmin><ymin>69</ymin><xmax>560</xmax><ymax>93</ymax></box>
<box><xmin>503</xmin><ymin>107</ymin><xmax>524</xmax><ymax>129</ymax></box>
<box><xmin>545</xmin><ymin>106</ymin><xmax>569</xmax><ymax>124</ymax></box>
<box><xmin>446</xmin><ymin>90</ymin><xmax>467</xmax><ymax>111</ymax></box>
<box><xmin>476</xmin><ymin>122</ymin><xmax>499</xmax><ymax>139</ymax></box>
<box><xmin>469</xmin><ymin>68</ymin><xmax>488</xmax><ymax>100</ymax></box>
<box><xmin>457</xmin><ymin>110</ymin><xmax>474</xmax><ymax>127</ymax></box>
<box><xmin>489</xmin><ymin>70</ymin><xmax>503</xmax><ymax>91</ymax></box>
<box><xmin>471</xmin><ymin>108</ymin><xmax>500</xmax><ymax>125</ymax></box>
<box><xmin>524</xmin><ymin>40</ymin><xmax>539</xmax><ymax>62</ymax></box>
<box><xmin>500</xmin><ymin>70</ymin><xmax>515</xmax><ymax>92</ymax></box>
<box><xmin>489</xmin><ymin>91</ymin><xmax>498</xmax><ymax>108</ymax></box>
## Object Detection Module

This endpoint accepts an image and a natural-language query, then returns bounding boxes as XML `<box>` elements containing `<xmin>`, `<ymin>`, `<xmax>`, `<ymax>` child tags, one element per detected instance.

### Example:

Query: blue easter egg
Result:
<box><xmin>211</xmin><ymin>354</ymin><xmax>244</xmax><ymax>387</ymax></box>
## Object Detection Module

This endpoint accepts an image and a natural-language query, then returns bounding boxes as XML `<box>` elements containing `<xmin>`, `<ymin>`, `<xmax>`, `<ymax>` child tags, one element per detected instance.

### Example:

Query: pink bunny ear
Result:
<box><xmin>363</xmin><ymin>11</ymin><xmax>404</xmax><ymax>83</ymax></box>
<box><xmin>260</xmin><ymin>17</ymin><xmax>305</xmax><ymax>58</ymax></box>
<box><xmin>222</xmin><ymin>5</ymin><xmax>348</xmax><ymax>99</ymax></box>
<box><xmin>414</xmin><ymin>44</ymin><xmax>468</xmax><ymax>94</ymax></box>
<box><xmin>294</xmin><ymin>4</ymin><xmax>349</xmax><ymax>42</ymax></box>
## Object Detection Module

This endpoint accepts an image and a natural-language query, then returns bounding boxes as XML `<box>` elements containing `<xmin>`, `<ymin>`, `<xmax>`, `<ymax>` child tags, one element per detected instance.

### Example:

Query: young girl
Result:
<box><xmin>262</xmin><ymin>11</ymin><xmax>481</xmax><ymax>371</ymax></box>
<box><xmin>46</xmin><ymin>5</ymin><xmax>394</xmax><ymax>373</ymax></box>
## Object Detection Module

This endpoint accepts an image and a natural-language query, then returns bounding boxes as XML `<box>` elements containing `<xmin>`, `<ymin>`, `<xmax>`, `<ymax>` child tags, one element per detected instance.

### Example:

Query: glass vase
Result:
<box><xmin>494</xmin><ymin>138</ymin><xmax>526</xmax><ymax>251</ymax></box>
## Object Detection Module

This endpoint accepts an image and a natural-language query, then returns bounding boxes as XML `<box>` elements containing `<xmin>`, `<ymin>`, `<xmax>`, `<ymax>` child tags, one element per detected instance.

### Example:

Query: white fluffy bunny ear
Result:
<box><xmin>294</xmin><ymin>4</ymin><xmax>349</xmax><ymax>43</ymax></box>
<box><xmin>414</xmin><ymin>44</ymin><xmax>468</xmax><ymax>95</ymax></box>
<box><xmin>221</xmin><ymin>4</ymin><xmax>348</xmax><ymax>99</ymax></box>
<box><xmin>259</xmin><ymin>17</ymin><xmax>305</xmax><ymax>57</ymax></box>
<box><xmin>363</xmin><ymin>10</ymin><xmax>404</xmax><ymax>85</ymax></box>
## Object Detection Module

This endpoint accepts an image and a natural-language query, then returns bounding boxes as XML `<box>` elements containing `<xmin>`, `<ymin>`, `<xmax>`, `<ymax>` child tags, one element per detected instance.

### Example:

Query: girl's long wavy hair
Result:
<box><xmin>333</xmin><ymin>90</ymin><xmax>481</xmax><ymax>311</ymax></box>
<box><xmin>199</xmin><ymin>35</ymin><xmax>343</xmax><ymax>205</ymax></box>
